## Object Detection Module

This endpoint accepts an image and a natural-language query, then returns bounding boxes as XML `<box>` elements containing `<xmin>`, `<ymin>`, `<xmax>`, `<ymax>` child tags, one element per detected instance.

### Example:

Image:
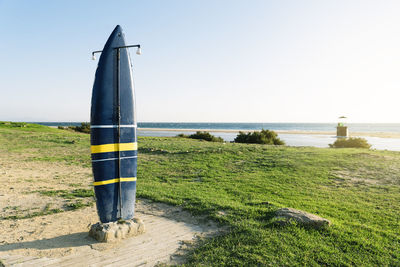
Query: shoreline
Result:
<box><xmin>50</xmin><ymin>125</ymin><xmax>400</xmax><ymax>139</ymax></box>
<box><xmin>138</xmin><ymin>128</ymin><xmax>400</xmax><ymax>139</ymax></box>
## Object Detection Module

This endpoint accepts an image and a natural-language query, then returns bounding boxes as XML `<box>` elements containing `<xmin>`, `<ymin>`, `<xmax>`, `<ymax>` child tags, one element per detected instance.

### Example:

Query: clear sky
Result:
<box><xmin>0</xmin><ymin>0</ymin><xmax>399</xmax><ymax>123</ymax></box>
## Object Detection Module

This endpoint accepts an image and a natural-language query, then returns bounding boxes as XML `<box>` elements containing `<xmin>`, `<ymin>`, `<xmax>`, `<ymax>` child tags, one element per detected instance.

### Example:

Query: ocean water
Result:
<box><xmin>35</xmin><ymin>122</ymin><xmax>400</xmax><ymax>133</ymax></box>
<box><xmin>137</xmin><ymin>122</ymin><xmax>400</xmax><ymax>133</ymax></box>
<box><xmin>34</xmin><ymin>122</ymin><xmax>400</xmax><ymax>151</ymax></box>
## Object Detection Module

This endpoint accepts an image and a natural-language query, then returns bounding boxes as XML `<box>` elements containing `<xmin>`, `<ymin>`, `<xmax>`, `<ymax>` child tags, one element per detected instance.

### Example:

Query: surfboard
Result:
<box><xmin>90</xmin><ymin>25</ymin><xmax>137</xmax><ymax>223</ymax></box>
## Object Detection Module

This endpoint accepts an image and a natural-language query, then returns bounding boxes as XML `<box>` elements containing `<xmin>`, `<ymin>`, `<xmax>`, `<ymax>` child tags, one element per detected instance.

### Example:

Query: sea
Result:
<box><xmin>34</xmin><ymin>122</ymin><xmax>400</xmax><ymax>151</ymax></box>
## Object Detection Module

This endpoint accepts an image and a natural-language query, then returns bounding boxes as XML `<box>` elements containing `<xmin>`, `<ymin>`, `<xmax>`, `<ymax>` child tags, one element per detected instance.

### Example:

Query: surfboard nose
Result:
<box><xmin>102</xmin><ymin>25</ymin><xmax>125</xmax><ymax>50</ymax></box>
<box><xmin>113</xmin><ymin>25</ymin><xmax>123</xmax><ymax>34</ymax></box>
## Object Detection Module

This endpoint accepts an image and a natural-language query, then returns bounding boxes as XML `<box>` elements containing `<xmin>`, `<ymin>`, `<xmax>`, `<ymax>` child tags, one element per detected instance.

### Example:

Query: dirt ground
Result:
<box><xmin>0</xmin><ymin>152</ymin><xmax>220</xmax><ymax>266</ymax></box>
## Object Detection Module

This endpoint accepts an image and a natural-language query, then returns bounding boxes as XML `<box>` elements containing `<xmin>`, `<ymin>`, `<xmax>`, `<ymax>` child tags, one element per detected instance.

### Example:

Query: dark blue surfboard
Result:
<box><xmin>90</xmin><ymin>25</ymin><xmax>137</xmax><ymax>223</ymax></box>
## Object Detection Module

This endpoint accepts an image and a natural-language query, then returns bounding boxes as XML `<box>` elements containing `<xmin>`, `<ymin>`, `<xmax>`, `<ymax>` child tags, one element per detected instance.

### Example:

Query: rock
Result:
<box><xmin>89</xmin><ymin>218</ymin><xmax>145</xmax><ymax>242</ymax></box>
<box><xmin>273</xmin><ymin>208</ymin><xmax>330</xmax><ymax>229</ymax></box>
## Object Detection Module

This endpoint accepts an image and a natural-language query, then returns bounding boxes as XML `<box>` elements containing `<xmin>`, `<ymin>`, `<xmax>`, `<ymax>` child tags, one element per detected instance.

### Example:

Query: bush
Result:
<box><xmin>10</xmin><ymin>122</ymin><xmax>26</xmax><ymax>128</ymax></box>
<box><xmin>58</xmin><ymin>126</ymin><xmax>65</xmax><ymax>130</ymax></box>
<box><xmin>234</xmin><ymin>129</ymin><xmax>285</xmax><ymax>145</ymax></box>
<box><xmin>176</xmin><ymin>133</ymin><xmax>189</xmax><ymax>138</ymax></box>
<box><xmin>69</xmin><ymin>122</ymin><xmax>90</xmax><ymax>134</ymax></box>
<box><xmin>329</xmin><ymin>137</ymin><xmax>371</xmax><ymax>149</ymax></box>
<box><xmin>188</xmin><ymin>131</ymin><xmax>224</xmax><ymax>142</ymax></box>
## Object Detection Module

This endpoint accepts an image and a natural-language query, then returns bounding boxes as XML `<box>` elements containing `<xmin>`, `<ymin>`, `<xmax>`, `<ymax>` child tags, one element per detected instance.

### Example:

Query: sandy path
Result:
<box><xmin>0</xmin><ymin>200</ymin><xmax>219</xmax><ymax>266</ymax></box>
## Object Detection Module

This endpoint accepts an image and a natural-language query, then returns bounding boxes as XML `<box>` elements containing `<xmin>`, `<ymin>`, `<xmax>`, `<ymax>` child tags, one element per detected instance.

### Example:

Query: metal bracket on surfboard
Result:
<box><xmin>92</xmin><ymin>43</ymin><xmax>141</xmax><ymax>220</ymax></box>
<box><xmin>92</xmin><ymin>44</ymin><xmax>141</xmax><ymax>60</ymax></box>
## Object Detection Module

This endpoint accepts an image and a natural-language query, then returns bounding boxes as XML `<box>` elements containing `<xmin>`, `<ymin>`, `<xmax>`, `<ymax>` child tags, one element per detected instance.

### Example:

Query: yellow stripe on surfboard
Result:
<box><xmin>91</xmin><ymin>142</ymin><xmax>137</xmax><ymax>154</ymax></box>
<box><xmin>93</xmin><ymin>177</ymin><xmax>137</xmax><ymax>186</ymax></box>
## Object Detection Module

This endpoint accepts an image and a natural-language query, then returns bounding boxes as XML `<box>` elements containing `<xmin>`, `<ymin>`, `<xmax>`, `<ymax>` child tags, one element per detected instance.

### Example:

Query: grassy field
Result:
<box><xmin>0</xmin><ymin>122</ymin><xmax>399</xmax><ymax>266</ymax></box>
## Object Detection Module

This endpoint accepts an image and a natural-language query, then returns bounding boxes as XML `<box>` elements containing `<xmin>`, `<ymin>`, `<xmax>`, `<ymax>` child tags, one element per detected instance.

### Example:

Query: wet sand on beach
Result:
<box><xmin>49</xmin><ymin>126</ymin><xmax>400</xmax><ymax>139</ymax></box>
<box><xmin>138</xmin><ymin>128</ymin><xmax>400</xmax><ymax>139</ymax></box>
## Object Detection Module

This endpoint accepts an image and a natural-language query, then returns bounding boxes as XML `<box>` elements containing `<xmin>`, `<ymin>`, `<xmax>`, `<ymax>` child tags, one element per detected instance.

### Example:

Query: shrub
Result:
<box><xmin>329</xmin><ymin>137</ymin><xmax>371</xmax><ymax>149</ymax></box>
<box><xmin>234</xmin><ymin>129</ymin><xmax>285</xmax><ymax>145</ymax></box>
<box><xmin>176</xmin><ymin>133</ymin><xmax>189</xmax><ymax>138</ymax></box>
<box><xmin>188</xmin><ymin>131</ymin><xmax>224</xmax><ymax>142</ymax></box>
<box><xmin>58</xmin><ymin>126</ymin><xmax>65</xmax><ymax>130</ymax></box>
<box><xmin>10</xmin><ymin>122</ymin><xmax>26</xmax><ymax>127</ymax></box>
<box><xmin>69</xmin><ymin>122</ymin><xmax>90</xmax><ymax>134</ymax></box>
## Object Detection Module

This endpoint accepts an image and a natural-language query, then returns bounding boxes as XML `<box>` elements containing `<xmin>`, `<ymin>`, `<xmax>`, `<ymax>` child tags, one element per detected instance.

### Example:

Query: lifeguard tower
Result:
<box><xmin>337</xmin><ymin>116</ymin><xmax>348</xmax><ymax>137</ymax></box>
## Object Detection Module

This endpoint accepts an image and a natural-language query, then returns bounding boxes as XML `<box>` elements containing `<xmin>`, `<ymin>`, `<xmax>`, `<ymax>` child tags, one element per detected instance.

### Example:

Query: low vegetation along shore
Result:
<box><xmin>0</xmin><ymin>122</ymin><xmax>399</xmax><ymax>265</ymax></box>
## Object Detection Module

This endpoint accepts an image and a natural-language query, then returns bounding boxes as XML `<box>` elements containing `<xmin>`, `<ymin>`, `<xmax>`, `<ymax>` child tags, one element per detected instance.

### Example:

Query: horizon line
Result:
<box><xmin>12</xmin><ymin>120</ymin><xmax>400</xmax><ymax>124</ymax></box>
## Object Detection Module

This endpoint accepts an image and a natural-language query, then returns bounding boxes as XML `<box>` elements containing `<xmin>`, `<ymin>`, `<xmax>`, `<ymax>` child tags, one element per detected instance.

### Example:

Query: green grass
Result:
<box><xmin>1</xmin><ymin>204</ymin><xmax>64</xmax><ymax>220</ymax></box>
<box><xmin>36</xmin><ymin>189</ymin><xmax>94</xmax><ymax>211</ymax></box>
<box><xmin>38</xmin><ymin>189</ymin><xmax>94</xmax><ymax>199</ymax></box>
<box><xmin>0</xmin><ymin>121</ymin><xmax>90</xmax><ymax>166</ymax></box>
<box><xmin>66</xmin><ymin>200</ymin><xmax>93</xmax><ymax>210</ymax></box>
<box><xmin>137</xmin><ymin>138</ymin><xmax>400</xmax><ymax>266</ymax></box>
<box><xmin>1</xmin><ymin>122</ymin><xmax>399</xmax><ymax>266</ymax></box>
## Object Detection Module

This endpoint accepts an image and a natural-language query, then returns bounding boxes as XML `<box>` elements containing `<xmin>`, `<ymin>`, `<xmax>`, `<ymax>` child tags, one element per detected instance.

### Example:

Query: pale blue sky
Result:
<box><xmin>0</xmin><ymin>0</ymin><xmax>399</xmax><ymax>123</ymax></box>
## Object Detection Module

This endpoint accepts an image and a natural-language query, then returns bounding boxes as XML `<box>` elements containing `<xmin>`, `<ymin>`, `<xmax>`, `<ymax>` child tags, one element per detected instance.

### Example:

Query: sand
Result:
<box><xmin>0</xmin><ymin>151</ymin><xmax>220</xmax><ymax>266</ymax></box>
<box><xmin>50</xmin><ymin>125</ymin><xmax>400</xmax><ymax>139</ymax></box>
<box><xmin>50</xmin><ymin>126</ymin><xmax>400</xmax><ymax>138</ymax></box>
<box><xmin>0</xmin><ymin>153</ymin><xmax>93</xmax><ymax>220</ymax></box>
<box><xmin>0</xmin><ymin>200</ymin><xmax>220</xmax><ymax>266</ymax></box>
<box><xmin>138</xmin><ymin>128</ymin><xmax>400</xmax><ymax>139</ymax></box>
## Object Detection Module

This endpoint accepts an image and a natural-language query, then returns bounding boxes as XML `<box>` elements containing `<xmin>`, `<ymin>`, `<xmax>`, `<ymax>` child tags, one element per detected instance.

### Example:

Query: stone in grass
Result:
<box><xmin>89</xmin><ymin>218</ymin><xmax>145</xmax><ymax>242</ymax></box>
<box><xmin>273</xmin><ymin>208</ymin><xmax>330</xmax><ymax>229</ymax></box>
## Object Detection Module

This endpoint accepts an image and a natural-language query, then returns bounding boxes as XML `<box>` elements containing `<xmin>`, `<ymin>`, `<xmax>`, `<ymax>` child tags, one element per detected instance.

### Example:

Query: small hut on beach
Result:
<box><xmin>337</xmin><ymin>116</ymin><xmax>348</xmax><ymax>137</ymax></box>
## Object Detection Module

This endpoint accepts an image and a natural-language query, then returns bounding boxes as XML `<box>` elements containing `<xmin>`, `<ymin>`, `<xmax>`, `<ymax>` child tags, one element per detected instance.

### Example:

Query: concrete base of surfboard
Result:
<box><xmin>89</xmin><ymin>218</ymin><xmax>145</xmax><ymax>242</ymax></box>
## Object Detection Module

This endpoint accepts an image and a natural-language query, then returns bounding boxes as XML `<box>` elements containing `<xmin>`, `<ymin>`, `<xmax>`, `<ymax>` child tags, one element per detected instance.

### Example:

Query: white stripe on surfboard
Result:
<box><xmin>90</xmin><ymin>124</ymin><xmax>137</xmax><ymax>128</ymax></box>
<box><xmin>92</xmin><ymin>156</ymin><xmax>138</xmax><ymax>162</ymax></box>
